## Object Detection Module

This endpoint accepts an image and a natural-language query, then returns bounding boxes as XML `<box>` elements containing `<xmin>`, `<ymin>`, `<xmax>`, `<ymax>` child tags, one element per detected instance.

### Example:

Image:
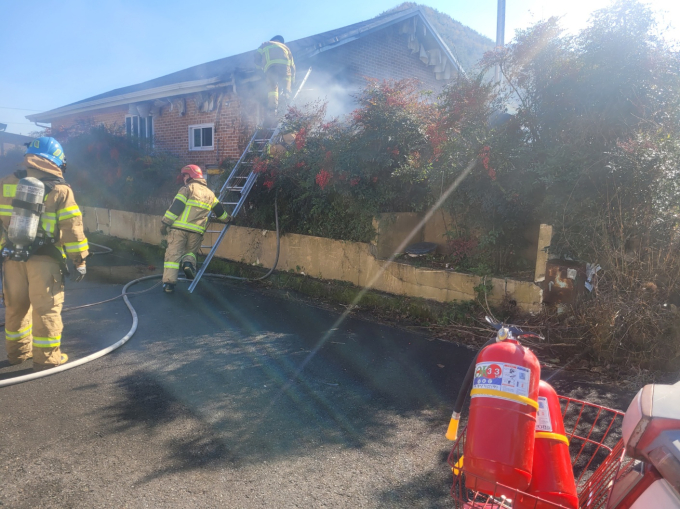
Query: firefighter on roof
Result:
<box><xmin>160</xmin><ymin>165</ymin><xmax>229</xmax><ymax>293</ymax></box>
<box><xmin>255</xmin><ymin>35</ymin><xmax>296</xmax><ymax>123</ymax></box>
<box><xmin>0</xmin><ymin>137</ymin><xmax>88</xmax><ymax>371</ymax></box>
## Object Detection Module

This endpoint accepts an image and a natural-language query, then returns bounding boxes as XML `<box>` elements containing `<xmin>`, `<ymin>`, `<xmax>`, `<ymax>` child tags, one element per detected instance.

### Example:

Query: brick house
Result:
<box><xmin>0</xmin><ymin>131</ymin><xmax>33</xmax><ymax>157</ymax></box>
<box><xmin>27</xmin><ymin>7</ymin><xmax>463</xmax><ymax>167</ymax></box>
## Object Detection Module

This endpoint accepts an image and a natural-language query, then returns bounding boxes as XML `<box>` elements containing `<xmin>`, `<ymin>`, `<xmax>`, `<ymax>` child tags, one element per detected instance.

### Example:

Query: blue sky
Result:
<box><xmin>1</xmin><ymin>0</ymin><xmax>677</xmax><ymax>135</ymax></box>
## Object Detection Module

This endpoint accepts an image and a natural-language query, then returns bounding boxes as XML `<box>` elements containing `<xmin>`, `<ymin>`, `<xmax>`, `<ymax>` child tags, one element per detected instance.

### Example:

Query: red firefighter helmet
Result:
<box><xmin>180</xmin><ymin>164</ymin><xmax>204</xmax><ymax>180</ymax></box>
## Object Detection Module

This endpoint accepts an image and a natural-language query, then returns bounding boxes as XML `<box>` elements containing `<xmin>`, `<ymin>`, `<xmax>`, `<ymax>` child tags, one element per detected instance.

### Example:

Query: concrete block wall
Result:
<box><xmin>83</xmin><ymin>206</ymin><xmax>164</xmax><ymax>247</ymax></box>
<box><xmin>374</xmin><ymin>211</ymin><xmax>543</xmax><ymax>270</ymax></box>
<box><xmin>82</xmin><ymin>206</ymin><xmax>543</xmax><ymax>312</ymax></box>
<box><xmin>372</xmin><ymin>213</ymin><xmax>424</xmax><ymax>259</ymax></box>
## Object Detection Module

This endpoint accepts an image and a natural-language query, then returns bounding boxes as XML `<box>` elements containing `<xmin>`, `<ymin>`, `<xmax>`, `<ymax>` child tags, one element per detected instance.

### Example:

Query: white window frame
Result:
<box><xmin>125</xmin><ymin>115</ymin><xmax>154</xmax><ymax>147</ymax></box>
<box><xmin>189</xmin><ymin>123</ymin><xmax>214</xmax><ymax>151</ymax></box>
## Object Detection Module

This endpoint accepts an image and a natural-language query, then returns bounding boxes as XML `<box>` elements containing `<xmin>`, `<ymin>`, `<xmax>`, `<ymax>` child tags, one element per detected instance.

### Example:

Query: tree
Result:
<box><xmin>479</xmin><ymin>0</ymin><xmax>680</xmax><ymax>367</ymax></box>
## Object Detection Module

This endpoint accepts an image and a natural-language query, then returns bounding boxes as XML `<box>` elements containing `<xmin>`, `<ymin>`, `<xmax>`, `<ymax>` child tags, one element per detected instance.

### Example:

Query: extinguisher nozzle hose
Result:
<box><xmin>446</xmin><ymin>338</ymin><xmax>495</xmax><ymax>440</ymax></box>
<box><xmin>446</xmin><ymin>412</ymin><xmax>461</xmax><ymax>441</ymax></box>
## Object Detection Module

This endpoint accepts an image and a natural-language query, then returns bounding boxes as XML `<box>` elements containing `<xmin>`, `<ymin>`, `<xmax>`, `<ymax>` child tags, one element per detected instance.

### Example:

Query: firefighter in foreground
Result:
<box><xmin>0</xmin><ymin>137</ymin><xmax>88</xmax><ymax>371</ymax></box>
<box><xmin>254</xmin><ymin>35</ymin><xmax>295</xmax><ymax>125</ymax></box>
<box><xmin>160</xmin><ymin>165</ymin><xmax>229</xmax><ymax>293</ymax></box>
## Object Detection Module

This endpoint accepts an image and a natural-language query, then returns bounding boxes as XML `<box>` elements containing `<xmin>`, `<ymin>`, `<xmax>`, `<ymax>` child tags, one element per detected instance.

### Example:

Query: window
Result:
<box><xmin>126</xmin><ymin>115</ymin><xmax>153</xmax><ymax>146</ymax></box>
<box><xmin>189</xmin><ymin>123</ymin><xmax>214</xmax><ymax>151</ymax></box>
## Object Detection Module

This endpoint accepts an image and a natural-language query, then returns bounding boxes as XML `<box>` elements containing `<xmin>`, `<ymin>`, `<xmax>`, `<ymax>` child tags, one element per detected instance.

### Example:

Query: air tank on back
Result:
<box><xmin>8</xmin><ymin>177</ymin><xmax>45</xmax><ymax>250</ymax></box>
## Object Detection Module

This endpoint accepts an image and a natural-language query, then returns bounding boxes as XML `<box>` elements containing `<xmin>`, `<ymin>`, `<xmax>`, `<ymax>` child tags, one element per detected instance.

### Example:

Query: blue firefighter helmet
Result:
<box><xmin>25</xmin><ymin>137</ymin><xmax>66</xmax><ymax>168</ymax></box>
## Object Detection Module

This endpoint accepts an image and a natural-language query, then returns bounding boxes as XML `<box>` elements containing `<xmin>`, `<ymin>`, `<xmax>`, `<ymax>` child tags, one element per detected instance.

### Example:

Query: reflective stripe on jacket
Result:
<box><xmin>162</xmin><ymin>179</ymin><xmax>228</xmax><ymax>235</ymax></box>
<box><xmin>256</xmin><ymin>41</ymin><xmax>296</xmax><ymax>76</ymax></box>
<box><xmin>0</xmin><ymin>171</ymin><xmax>89</xmax><ymax>261</ymax></box>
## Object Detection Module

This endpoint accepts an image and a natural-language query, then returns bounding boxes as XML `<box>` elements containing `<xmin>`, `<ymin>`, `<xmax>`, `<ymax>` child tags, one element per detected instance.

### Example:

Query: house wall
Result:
<box><xmin>1</xmin><ymin>143</ymin><xmax>23</xmax><ymax>155</ymax></box>
<box><xmin>151</xmin><ymin>91</ymin><xmax>243</xmax><ymax>166</ymax></box>
<box><xmin>302</xmin><ymin>23</ymin><xmax>451</xmax><ymax>107</ymax></box>
<box><xmin>51</xmin><ymin>105</ymin><xmax>128</xmax><ymax>134</ymax></box>
<box><xmin>49</xmin><ymin>23</ymin><xmax>454</xmax><ymax>165</ymax></box>
<box><xmin>49</xmin><ymin>93</ymin><xmax>245</xmax><ymax>166</ymax></box>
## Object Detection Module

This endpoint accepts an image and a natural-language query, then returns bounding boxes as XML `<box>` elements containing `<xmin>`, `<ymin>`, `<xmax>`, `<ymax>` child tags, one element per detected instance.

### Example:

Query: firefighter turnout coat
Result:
<box><xmin>161</xmin><ymin>178</ymin><xmax>228</xmax><ymax>284</ymax></box>
<box><xmin>0</xmin><ymin>154</ymin><xmax>89</xmax><ymax>368</ymax></box>
<box><xmin>255</xmin><ymin>40</ymin><xmax>296</xmax><ymax>111</ymax></box>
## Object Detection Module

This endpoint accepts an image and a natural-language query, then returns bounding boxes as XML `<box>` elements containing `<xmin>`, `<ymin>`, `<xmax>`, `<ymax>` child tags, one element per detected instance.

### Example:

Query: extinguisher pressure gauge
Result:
<box><xmin>497</xmin><ymin>327</ymin><xmax>510</xmax><ymax>342</ymax></box>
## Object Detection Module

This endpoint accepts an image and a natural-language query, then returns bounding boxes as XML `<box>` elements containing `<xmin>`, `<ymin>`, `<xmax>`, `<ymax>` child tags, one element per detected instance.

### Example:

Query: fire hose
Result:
<box><xmin>0</xmin><ymin>197</ymin><xmax>281</xmax><ymax>388</ymax></box>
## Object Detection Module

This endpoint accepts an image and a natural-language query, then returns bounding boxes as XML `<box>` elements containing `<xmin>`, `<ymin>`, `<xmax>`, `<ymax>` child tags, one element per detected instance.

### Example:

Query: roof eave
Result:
<box><xmin>26</xmin><ymin>76</ymin><xmax>232</xmax><ymax>123</ymax></box>
<box><xmin>27</xmin><ymin>8</ymin><xmax>465</xmax><ymax>123</ymax></box>
<box><xmin>298</xmin><ymin>9</ymin><xmax>421</xmax><ymax>59</ymax></box>
<box><xmin>301</xmin><ymin>8</ymin><xmax>465</xmax><ymax>77</ymax></box>
<box><xmin>415</xmin><ymin>7</ymin><xmax>466</xmax><ymax>77</ymax></box>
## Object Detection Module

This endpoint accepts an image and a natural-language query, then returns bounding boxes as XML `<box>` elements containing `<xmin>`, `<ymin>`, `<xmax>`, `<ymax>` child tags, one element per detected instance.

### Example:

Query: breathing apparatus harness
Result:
<box><xmin>1</xmin><ymin>170</ymin><xmax>70</xmax><ymax>277</ymax></box>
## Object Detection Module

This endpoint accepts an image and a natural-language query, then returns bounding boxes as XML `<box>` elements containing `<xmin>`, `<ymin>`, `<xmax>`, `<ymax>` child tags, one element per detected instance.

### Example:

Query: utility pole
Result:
<box><xmin>495</xmin><ymin>0</ymin><xmax>506</xmax><ymax>83</ymax></box>
<box><xmin>0</xmin><ymin>123</ymin><xmax>6</xmax><ymax>156</ymax></box>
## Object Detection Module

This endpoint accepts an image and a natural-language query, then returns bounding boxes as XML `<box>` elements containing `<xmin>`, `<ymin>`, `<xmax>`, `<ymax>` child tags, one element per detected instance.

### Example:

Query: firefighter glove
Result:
<box><xmin>74</xmin><ymin>262</ymin><xmax>86</xmax><ymax>283</ymax></box>
<box><xmin>160</xmin><ymin>224</ymin><xmax>169</xmax><ymax>236</ymax></box>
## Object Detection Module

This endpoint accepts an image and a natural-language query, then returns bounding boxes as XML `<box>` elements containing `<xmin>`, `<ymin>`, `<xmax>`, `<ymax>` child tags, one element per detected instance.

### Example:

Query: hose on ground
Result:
<box><xmin>0</xmin><ymin>194</ymin><xmax>281</xmax><ymax>387</ymax></box>
<box><xmin>205</xmin><ymin>194</ymin><xmax>280</xmax><ymax>281</ymax></box>
<box><xmin>0</xmin><ymin>274</ymin><xmax>155</xmax><ymax>388</ymax></box>
<box><xmin>445</xmin><ymin>337</ymin><xmax>495</xmax><ymax>440</ymax></box>
<box><xmin>88</xmin><ymin>242</ymin><xmax>113</xmax><ymax>256</ymax></box>
<box><xmin>0</xmin><ymin>272</ymin><xmax>249</xmax><ymax>388</ymax></box>
<box><xmin>0</xmin><ymin>243</ymin><xmax>159</xmax><ymax>322</ymax></box>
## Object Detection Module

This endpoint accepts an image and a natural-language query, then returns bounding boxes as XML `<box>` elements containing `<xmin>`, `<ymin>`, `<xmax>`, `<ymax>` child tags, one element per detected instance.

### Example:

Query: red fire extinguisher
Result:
<box><xmin>446</xmin><ymin>317</ymin><xmax>541</xmax><ymax>498</ymax></box>
<box><xmin>515</xmin><ymin>380</ymin><xmax>578</xmax><ymax>509</ymax></box>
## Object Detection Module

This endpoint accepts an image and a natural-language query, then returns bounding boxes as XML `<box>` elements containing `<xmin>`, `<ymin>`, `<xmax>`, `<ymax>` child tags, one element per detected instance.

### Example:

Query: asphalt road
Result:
<box><xmin>0</xmin><ymin>254</ymin><xmax>636</xmax><ymax>508</ymax></box>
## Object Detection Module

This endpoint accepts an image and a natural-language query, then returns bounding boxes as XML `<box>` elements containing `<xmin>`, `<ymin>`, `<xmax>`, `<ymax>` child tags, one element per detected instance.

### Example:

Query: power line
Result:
<box><xmin>0</xmin><ymin>106</ymin><xmax>43</xmax><ymax>112</ymax></box>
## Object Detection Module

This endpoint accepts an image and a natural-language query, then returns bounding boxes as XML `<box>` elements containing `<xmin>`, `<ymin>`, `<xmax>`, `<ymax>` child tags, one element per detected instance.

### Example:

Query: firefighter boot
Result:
<box><xmin>8</xmin><ymin>351</ymin><xmax>32</xmax><ymax>365</ymax></box>
<box><xmin>33</xmin><ymin>353</ymin><xmax>68</xmax><ymax>372</ymax></box>
<box><xmin>182</xmin><ymin>261</ymin><xmax>197</xmax><ymax>280</ymax></box>
<box><xmin>163</xmin><ymin>283</ymin><xmax>175</xmax><ymax>293</ymax></box>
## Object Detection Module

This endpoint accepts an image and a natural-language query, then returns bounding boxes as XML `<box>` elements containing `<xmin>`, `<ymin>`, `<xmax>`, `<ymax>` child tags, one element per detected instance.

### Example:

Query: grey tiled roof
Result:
<box><xmin>28</xmin><ymin>7</ymin><xmax>461</xmax><ymax>121</ymax></box>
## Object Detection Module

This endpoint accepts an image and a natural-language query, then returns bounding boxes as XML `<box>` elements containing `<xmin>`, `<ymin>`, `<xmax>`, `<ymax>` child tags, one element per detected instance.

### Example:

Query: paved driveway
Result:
<box><xmin>0</xmin><ymin>258</ymin><xmax>634</xmax><ymax>508</ymax></box>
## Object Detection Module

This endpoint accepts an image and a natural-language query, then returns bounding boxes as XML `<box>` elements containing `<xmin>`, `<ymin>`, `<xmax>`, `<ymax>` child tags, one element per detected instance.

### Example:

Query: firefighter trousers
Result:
<box><xmin>163</xmin><ymin>228</ymin><xmax>203</xmax><ymax>284</ymax></box>
<box><xmin>3</xmin><ymin>255</ymin><xmax>65</xmax><ymax>367</ymax></box>
<box><xmin>265</xmin><ymin>65</ymin><xmax>292</xmax><ymax>112</ymax></box>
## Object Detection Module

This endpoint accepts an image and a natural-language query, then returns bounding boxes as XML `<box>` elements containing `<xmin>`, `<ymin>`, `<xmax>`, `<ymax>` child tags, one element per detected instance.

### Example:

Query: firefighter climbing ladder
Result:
<box><xmin>188</xmin><ymin>68</ymin><xmax>311</xmax><ymax>293</ymax></box>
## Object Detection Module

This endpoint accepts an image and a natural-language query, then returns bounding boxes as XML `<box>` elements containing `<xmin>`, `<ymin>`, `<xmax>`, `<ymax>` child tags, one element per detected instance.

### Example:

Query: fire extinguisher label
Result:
<box><xmin>536</xmin><ymin>396</ymin><xmax>553</xmax><ymax>432</ymax></box>
<box><xmin>472</xmin><ymin>362</ymin><xmax>531</xmax><ymax>398</ymax></box>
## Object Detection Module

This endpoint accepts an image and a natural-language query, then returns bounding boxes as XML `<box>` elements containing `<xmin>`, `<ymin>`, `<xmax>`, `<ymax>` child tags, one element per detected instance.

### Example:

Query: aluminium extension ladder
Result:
<box><xmin>188</xmin><ymin>68</ymin><xmax>311</xmax><ymax>293</ymax></box>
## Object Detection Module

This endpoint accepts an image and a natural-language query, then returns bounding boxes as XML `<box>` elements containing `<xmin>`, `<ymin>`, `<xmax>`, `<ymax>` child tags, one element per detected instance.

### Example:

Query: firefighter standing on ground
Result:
<box><xmin>0</xmin><ymin>137</ymin><xmax>88</xmax><ymax>371</ymax></box>
<box><xmin>255</xmin><ymin>35</ymin><xmax>295</xmax><ymax>122</ymax></box>
<box><xmin>160</xmin><ymin>165</ymin><xmax>229</xmax><ymax>293</ymax></box>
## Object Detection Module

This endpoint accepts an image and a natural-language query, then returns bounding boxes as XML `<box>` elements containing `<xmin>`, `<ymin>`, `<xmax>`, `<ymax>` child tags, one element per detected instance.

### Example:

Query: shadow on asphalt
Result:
<box><xmin>0</xmin><ymin>361</ymin><xmax>32</xmax><ymax>380</ymax></box>
<box><xmin>103</xmin><ymin>370</ymin><xmax>236</xmax><ymax>475</ymax></box>
<box><xmin>70</xmin><ymin>271</ymin><xmax>636</xmax><ymax>499</ymax></box>
<box><xmin>0</xmin><ymin>243</ymin><xmax>639</xmax><ymax>507</ymax></box>
<box><xmin>379</xmin><ymin>466</ymin><xmax>453</xmax><ymax>506</ymax></box>
<box><xmin>92</xmin><ymin>276</ymin><xmax>475</xmax><ymax>491</ymax></box>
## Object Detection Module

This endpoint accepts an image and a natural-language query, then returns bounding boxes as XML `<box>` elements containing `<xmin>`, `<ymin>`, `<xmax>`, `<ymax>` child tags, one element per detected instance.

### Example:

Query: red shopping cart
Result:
<box><xmin>447</xmin><ymin>395</ymin><xmax>627</xmax><ymax>508</ymax></box>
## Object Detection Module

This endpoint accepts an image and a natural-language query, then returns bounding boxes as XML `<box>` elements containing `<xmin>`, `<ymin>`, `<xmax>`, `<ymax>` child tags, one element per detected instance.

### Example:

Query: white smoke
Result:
<box><xmin>293</xmin><ymin>69</ymin><xmax>363</xmax><ymax>120</ymax></box>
